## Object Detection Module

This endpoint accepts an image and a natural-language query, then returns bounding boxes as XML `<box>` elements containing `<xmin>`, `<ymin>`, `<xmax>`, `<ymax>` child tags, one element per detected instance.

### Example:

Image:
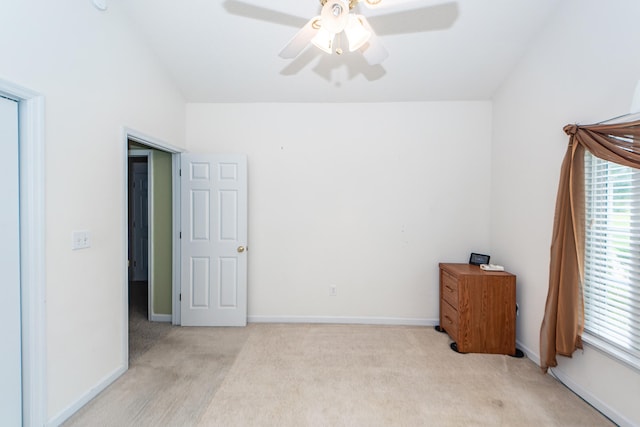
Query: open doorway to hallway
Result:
<box><xmin>127</xmin><ymin>141</ymin><xmax>173</xmax><ymax>363</ymax></box>
<box><xmin>0</xmin><ymin>92</ymin><xmax>22</xmax><ymax>425</ymax></box>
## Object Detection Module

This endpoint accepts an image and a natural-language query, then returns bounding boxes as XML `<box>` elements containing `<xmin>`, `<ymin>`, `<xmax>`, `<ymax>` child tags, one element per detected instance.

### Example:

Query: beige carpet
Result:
<box><xmin>127</xmin><ymin>281</ymin><xmax>173</xmax><ymax>363</ymax></box>
<box><xmin>65</xmin><ymin>323</ymin><xmax>613</xmax><ymax>426</ymax></box>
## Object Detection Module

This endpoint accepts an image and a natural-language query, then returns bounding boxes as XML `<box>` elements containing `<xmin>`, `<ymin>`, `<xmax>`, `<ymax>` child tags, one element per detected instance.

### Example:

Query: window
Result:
<box><xmin>584</xmin><ymin>151</ymin><xmax>640</xmax><ymax>369</ymax></box>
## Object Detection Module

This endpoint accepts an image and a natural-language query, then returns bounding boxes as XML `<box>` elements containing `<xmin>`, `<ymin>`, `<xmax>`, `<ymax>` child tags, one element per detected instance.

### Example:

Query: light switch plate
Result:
<box><xmin>72</xmin><ymin>230</ymin><xmax>91</xmax><ymax>250</ymax></box>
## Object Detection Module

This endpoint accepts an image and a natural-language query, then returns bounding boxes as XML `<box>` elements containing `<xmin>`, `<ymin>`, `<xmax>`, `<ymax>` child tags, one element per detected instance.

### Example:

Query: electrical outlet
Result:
<box><xmin>329</xmin><ymin>285</ymin><xmax>337</xmax><ymax>296</ymax></box>
<box><xmin>72</xmin><ymin>230</ymin><xmax>92</xmax><ymax>250</ymax></box>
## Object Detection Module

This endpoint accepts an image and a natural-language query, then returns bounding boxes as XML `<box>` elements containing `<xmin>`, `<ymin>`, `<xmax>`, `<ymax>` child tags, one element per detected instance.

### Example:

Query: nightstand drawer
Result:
<box><xmin>441</xmin><ymin>271</ymin><xmax>458</xmax><ymax>308</ymax></box>
<box><xmin>440</xmin><ymin>300</ymin><xmax>459</xmax><ymax>341</ymax></box>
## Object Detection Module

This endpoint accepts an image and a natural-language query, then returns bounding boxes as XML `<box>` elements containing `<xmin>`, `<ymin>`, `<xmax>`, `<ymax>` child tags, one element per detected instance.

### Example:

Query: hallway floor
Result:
<box><xmin>128</xmin><ymin>281</ymin><xmax>172</xmax><ymax>363</ymax></box>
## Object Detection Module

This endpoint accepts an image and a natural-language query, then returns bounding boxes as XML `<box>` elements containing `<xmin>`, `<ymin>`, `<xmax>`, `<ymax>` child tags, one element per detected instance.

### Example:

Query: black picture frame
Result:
<box><xmin>469</xmin><ymin>252</ymin><xmax>490</xmax><ymax>266</ymax></box>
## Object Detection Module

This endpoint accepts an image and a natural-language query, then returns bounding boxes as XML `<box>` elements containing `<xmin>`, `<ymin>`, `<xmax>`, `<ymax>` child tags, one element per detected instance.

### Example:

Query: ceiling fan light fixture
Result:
<box><xmin>311</xmin><ymin>26</ymin><xmax>336</xmax><ymax>54</ymax></box>
<box><xmin>320</xmin><ymin>0</ymin><xmax>349</xmax><ymax>33</ymax></box>
<box><xmin>277</xmin><ymin>0</ymin><xmax>411</xmax><ymax>64</ymax></box>
<box><xmin>344</xmin><ymin>15</ymin><xmax>371</xmax><ymax>51</ymax></box>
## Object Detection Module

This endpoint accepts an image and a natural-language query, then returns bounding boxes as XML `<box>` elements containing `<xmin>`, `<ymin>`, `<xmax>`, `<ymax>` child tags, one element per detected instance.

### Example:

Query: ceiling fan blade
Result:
<box><xmin>357</xmin><ymin>16</ymin><xmax>388</xmax><ymax>65</ymax></box>
<box><xmin>359</xmin><ymin>0</ymin><xmax>447</xmax><ymax>11</ymax></box>
<box><xmin>366</xmin><ymin>2</ymin><xmax>458</xmax><ymax>35</ymax></box>
<box><xmin>223</xmin><ymin>0</ymin><xmax>308</xmax><ymax>28</ymax></box>
<box><xmin>279</xmin><ymin>17</ymin><xmax>321</xmax><ymax>59</ymax></box>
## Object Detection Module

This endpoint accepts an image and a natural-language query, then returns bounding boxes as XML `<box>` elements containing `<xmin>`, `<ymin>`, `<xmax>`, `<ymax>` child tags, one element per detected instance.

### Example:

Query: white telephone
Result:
<box><xmin>480</xmin><ymin>263</ymin><xmax>504</xmax><ymax>271</ymax></box>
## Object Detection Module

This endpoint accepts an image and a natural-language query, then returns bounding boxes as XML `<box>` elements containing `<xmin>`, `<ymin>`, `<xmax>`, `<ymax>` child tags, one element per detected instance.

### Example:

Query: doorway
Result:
<box><xmin>0</xmin><ymin>79</ymin><xmax>46</xmax><ymax>426</ymax></box>
<box><xmin>127</xmin><ymin>152</ymin><xmax>154</xmax><ymax>362</ymax></box>
<box><xmin>0</xmin><ymin>94</ymin><xmax>21</xmax><ymax>425</ymax></box>
<box><xmin>122</xmin><ymin>130</ymin><xmax>248</xmax><ymax>362</ymax></box>
<box><xmin>126</xmin><ymin>138</ymin><xmax>178</xmax><ymax>363</ymax></box>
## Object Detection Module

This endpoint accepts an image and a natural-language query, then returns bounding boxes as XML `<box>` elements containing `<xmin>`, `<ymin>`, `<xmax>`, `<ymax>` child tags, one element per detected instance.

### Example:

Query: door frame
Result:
<box><xmin>128</xmin><ymin>150</ymin><xmax>153</xmax><ymax>320</ymax></box>
<box><xmin>0</xmin><ymin>79</ymin><xmax>46</xmax><ymax>426</ymax></box>
<box><xmin>122</xmin><ymin>128</ymin><xmax>183</xmax><ymax>361</ymax></box>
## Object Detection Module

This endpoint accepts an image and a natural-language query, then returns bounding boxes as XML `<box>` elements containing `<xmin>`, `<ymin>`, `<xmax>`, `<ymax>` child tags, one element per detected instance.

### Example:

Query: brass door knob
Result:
<box><xmin>237</xmin><ymin>246</ymin><xmax>245</xmax><ymax>253</ymax></box>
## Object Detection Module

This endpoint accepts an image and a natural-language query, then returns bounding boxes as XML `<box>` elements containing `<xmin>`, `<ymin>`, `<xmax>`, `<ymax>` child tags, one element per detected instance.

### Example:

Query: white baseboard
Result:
<box><xmin>549</xmin><ymin>366</ymin><xmax>633</xmax><ymax>427</ymax></box>
<box><xmin>47</xmin><ymin>364</ymin><xmax>126</xmax><ymax>427</ymax></box>
<box><xmin>150</xmin><ymin>313</ymin><xmax>172</xmax><ymax>323</ymax></box>
<box><xmin>248</xmin><ymin>315</ymin><xmax>438</xmax><ymax>327</ymax></box>
<box><xmin>509</xmin><ymin>340</ymin><xmax>630</xmax><ymax>426</ymax></box>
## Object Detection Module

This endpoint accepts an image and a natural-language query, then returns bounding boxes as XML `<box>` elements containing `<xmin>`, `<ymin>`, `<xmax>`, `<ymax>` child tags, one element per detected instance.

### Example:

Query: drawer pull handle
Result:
<box><xmin>444</xmin><ymin>315</ymin><xmax>453</xmax><ymax>324</ymax></box>
<box><xmin>445</xmin><ymin>285</ymin><xmax>454</xmax><ymax>293</ymax></box>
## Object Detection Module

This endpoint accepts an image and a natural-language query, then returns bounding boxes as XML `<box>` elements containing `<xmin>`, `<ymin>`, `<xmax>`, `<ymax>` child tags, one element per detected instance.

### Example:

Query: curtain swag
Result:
<box><xmin>540</xmin><ymin>118</ymin><xmax>640</xmax><ymax>372</ymax></box>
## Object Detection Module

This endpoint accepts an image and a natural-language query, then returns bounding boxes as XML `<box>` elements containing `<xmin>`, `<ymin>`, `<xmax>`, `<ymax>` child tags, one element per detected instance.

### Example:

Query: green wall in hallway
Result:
<box><xmin>152</xmin><ymin>149</ymin><xmax>172</xmax><ymax>315</ymax></box>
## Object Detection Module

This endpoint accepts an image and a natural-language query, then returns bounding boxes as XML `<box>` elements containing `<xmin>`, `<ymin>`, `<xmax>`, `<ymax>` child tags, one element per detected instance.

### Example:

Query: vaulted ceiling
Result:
<box><xmin>120</xmin><ymin>0</ymin><xmax>560</xmax><ymax>103</ymax></box>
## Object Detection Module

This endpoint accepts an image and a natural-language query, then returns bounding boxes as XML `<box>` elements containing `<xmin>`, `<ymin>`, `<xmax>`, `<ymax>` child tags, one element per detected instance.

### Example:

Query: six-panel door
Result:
<box><xmin>180</xmin><ymin>154</ymin><xmax>247</xmax><ymax>326</ymax></box>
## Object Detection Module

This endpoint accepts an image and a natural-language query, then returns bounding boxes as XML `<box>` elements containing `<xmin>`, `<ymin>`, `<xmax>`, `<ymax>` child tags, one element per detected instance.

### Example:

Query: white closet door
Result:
<box><xmin>0</xmin><ymin>95</ymin><xmax>22</xmax><ymax>425</ymax></box>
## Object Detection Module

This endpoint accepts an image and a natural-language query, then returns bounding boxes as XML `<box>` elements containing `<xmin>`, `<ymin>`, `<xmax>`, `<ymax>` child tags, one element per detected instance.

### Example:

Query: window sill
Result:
<box><xmin>582</xmin><ymin>332</ymin><xmax>640</xmax><ymax>374</ymax></box>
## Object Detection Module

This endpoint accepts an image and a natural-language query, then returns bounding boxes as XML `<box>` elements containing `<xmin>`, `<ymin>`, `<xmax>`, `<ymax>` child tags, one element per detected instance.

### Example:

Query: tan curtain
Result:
<box><xmin>540</xmin><ymin>118</ymin><xmax>640</xmax><ymax>372</ymax></box>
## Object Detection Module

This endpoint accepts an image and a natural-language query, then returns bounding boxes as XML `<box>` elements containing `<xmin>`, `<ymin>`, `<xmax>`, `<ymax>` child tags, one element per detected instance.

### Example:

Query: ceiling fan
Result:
<box><xmin>224</xmin><ymin>0</ymin><xmax>457</xmax><ymax>66</ymax></box>
<box><xmin>280</xmin><ymin>0</ymin><xmax>393</xmax><ymax>65</ymax></box>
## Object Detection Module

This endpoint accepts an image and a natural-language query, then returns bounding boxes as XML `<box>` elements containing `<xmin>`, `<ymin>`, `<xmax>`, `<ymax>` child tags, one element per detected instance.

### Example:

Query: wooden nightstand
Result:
<box><xmin>438</xmin><ymin>263</ymin><xmax>517</xmax><ymax>355</ymax></box>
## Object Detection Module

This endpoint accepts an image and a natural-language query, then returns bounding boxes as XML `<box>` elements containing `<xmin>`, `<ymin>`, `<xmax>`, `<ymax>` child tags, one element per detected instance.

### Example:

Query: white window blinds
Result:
<box><xmin>584</xmin><ymin>151</ymin><xmax>640</xmax><ymax>367</ymax></box>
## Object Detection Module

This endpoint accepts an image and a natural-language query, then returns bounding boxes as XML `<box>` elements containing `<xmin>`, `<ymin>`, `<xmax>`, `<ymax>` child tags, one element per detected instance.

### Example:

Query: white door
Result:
<box><xmin>131</xmin><ymin>161</ymin><xmax>149</xmax><ymax>281</ymax></box>
<box><xmin>181</xmin><ymin>154</ymin><xmax>247</xmax><ymax>326</ymax></box>
<box><xmin>0</xmin><ymin>96</ymin><xmax>22</xmax><ymax>425</ymax></box>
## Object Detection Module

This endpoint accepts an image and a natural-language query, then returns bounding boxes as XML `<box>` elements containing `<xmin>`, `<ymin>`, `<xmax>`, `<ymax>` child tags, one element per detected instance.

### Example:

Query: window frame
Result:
<box><xmin>583</xmin><ymin>151</ymin><xmax>640</xmax><ymax>372</ymax></box>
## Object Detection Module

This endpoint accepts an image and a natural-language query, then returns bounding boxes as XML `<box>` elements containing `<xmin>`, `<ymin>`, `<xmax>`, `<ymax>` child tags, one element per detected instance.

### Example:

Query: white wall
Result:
<box><xmin>491</xmin><ymin>0</ymin><xmax>640</xmax><ymax>425</ymax></box>
<box><xmin>1</xmin><ymin>1</ymin><xmax>185</xmax><ymax>423</ymax></box>
<box><xmin>9</xmin><ymin>0</ymin><xmax>638</xmax><ymax>423</ymax></box>
<box><xmin>187</xmin><ymin>102</ymin><xmax>492</xmax><ymax>323</ymax></box>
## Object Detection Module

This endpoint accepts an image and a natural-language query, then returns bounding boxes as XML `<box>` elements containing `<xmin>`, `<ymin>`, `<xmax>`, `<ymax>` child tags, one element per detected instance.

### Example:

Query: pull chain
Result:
<box><xmin>336</xmin><ymin>32</ymin><xmax>343</xmax><ymax>55</ymax></box>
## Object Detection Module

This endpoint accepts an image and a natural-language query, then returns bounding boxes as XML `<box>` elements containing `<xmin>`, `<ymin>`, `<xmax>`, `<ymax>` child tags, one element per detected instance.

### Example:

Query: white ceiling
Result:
<box><xmin>119</xmin><ymin>0</ymin><xmax>560</xmax><ymax>103</ymax></box>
